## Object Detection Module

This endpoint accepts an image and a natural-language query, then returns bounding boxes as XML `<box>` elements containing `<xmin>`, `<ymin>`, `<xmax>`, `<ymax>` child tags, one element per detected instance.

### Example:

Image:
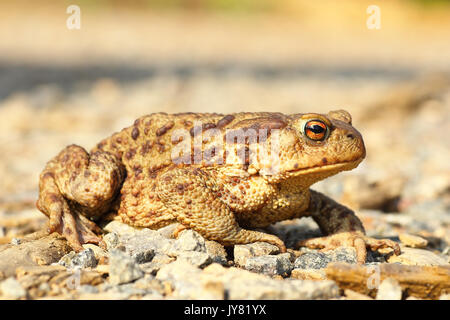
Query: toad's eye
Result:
<box><xmin>304</xmin><ymin>120</ymin><xmax>328</xmax><ymax>141</ymax></box>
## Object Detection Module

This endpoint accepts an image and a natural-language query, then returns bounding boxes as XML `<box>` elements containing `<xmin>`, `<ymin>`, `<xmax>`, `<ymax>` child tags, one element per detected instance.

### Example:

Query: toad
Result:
<box><xmin>36</xmin><ymin>110</ymin><xmax>400</xmax><ymax>263</ymax></box>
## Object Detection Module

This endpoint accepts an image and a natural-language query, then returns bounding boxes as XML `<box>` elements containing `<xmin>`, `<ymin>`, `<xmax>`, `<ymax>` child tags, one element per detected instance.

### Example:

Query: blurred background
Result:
<box><xmin>0</xmin><ymin>0</ymin><xmax>449</xmax><ymax>244</ymax></box>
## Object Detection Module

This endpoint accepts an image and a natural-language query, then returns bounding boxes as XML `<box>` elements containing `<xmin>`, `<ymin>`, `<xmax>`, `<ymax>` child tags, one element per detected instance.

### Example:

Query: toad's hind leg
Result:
<box><xmin>156</xmin><ymin>167</ymin><xmax>286</xmax><ymax>252</ymax></box>
<box><xmin>36</xmin><ymin>145</ymin><xmax>125</xmax><ymax>251</ymax></box>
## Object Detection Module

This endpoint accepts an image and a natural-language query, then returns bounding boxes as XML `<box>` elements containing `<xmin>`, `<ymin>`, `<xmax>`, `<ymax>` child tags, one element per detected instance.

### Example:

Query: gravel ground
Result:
<box><xmin>0</xmin><ymin>1</ymin><xmax>449</xmax><ymax>300</ymax></box>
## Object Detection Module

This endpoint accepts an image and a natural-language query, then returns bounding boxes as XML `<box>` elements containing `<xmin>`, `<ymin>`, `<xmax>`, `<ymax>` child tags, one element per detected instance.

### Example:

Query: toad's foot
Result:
<box><xmin>296</xmin><ymin>231</ymin><xmax>401</xmax><ymax>264</ymax></box>
<box><xmin>36</xmin><ymin>144</ymin><xmax>124</xmax><ymax>251</ymax></box>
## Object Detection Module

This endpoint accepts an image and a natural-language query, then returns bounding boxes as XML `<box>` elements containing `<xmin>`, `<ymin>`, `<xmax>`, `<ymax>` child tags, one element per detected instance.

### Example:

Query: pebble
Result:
<box><xmin>234</xmin><ymin>242</ymin><xmax>280</xmax><ymax>266</ymax></box>
<box><xmin>174</xmin><ymin>230</ymin><xmax>206</xmax><ymax>252</ymax></box>
<box><xmin>59</xmin><ymin>249</ymin><xmax>98</xmax><ymax>269</ymax></box>
<box><xmin>290</xmin><ymin>268</ymin><xmax>327</xmax><ymax>280</ymax></box>
<box><xmin>108</xmin><ymin>249</ymin><xmax>144</xmax><ymax>285</ymax></box>
<box><xmin>387</xmin><ymin>247</ymin><xmax>448</xmax><ymax>266</ymax></box>
<box><xmin>294</xmin><ymin>247</ymin><xmax>357</xmax><ymax>269</ymax></box>
<box><xmin>11</xmin><ymin>238</ymin><xmax>21</xmax><ymax>245</ymax></box>
<box><xmin>399</xmin><ymin>233</ymin><xmax>428</xmax><ymax>248</ymax></box>
<box><xmin>103</xmin><ymin>232</ymin><xmax>119</xmax><ymax>250</ymax></box>
<box><xmin>376</xmin><ymin>278</ymin><xmax>403</xmax><ymax>300</ymax></box>
<box><xmin>244</xmin><ymin>253</ymin><xmax>293</xmax><ymax>276</ymax></box>
<box><xmin>205</xmin><ymin>241</ymin><xmax>228</xmax><ymax>265</ymax></box>
<box><xmin>0</xmin><ymin>277</ymin><xmax>27</xmax><ymax>299</ymax></box>
<box><xmin>176</xmin><ymin>251</ymin><xmax>212</xmax><ymax>268</ymax></box>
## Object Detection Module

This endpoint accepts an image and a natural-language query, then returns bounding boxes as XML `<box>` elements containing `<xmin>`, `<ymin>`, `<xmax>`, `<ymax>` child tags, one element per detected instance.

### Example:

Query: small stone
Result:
<box><xmin>139</xmin><ymin>253</ymin><xmax>176</xmax><ymax>275</ymax></box>
<box><xmin>290</xmin><ymin>268</ymin><xmax>327</xmax><ymax>280</ymax></box>
<box><xmin>174</xmin><ymin>229</ymin><xmax>206</xmax><ymax>252</ymax></box>
<box><xmin>103</xmin><ymin>232</ymin><xmax>119</xmax><ymax>250</ymax></box>
<box><xmin>11</xmin><ymin>238</ymin><xmax>21</xmax><ymax>245</ymax></box>
<box><xmin>376</xmin><ymin>278</ymin><xmax>402</xmax><ymax>300</ymax></box>
<box><xmin>244</xmin><ymin>253</ymin><xmax>293</xmax><ymax>276</ymax></box>
<box><xmin>205</xmin><ymin>241</ymin><xmax>228</xmax><ymax>265</ymax></box>
<box><xmin>344</xmin><ymin>289</ymin><xmax>373</xmax><ymax>300</ymax></box>
<box><xmin>108</xmin><ymin>249</ymin><xmax>144</xmax><ymax>285</ymax></box>
<box><xmin>102</xmin><ymin>220</ymin><xmax>138</xmax><ymax>235</ymax></box>
<box><xmin>0</xmin><ymin>277</ymin><xmax>27</xmax><ymax>299</ymax></box>
<box><xmin>59</xmin><ymin>249</ymin><xmax>97</xmax><ymax>269</ymax></box>
<box><xmin>72</xmin><ymin>248</ymin><xmax>98</xmax><ymax>268</ymax></box>
<box><xmin>157</xmin><ymin>223</ymin><xmax>180</xmax><ymax>239</ymax></box>
<box><xmin>118</xmin><ymin>228</ymin><xmax>176</xmax><ymax>259</ymax></box>
<box><xmin>78</xmin><ymin>284</ymin><xmax>99</xmax><ymax>294</ymax></box>
<box><xmin>294</xmin><ymin>252</ymin><xmax>331</xmax><ymax>269</ymax></box>
<box><xmin>294</xmin><ymin>247</ymin><xmax>357</xmax><ymax>269</ymax></box>
<box><xmin>177</xmin><ymin>251</ymin><xmax>213</xmax><ymax>268</ymax></box>
<box><xmin>200</xmin><ymin>264</ymin><xmax>339</xmax><ymax>300</ymax></box>
<box><xmin>399</xmin><ymin>233</ymin><xmax>428</xmax><ymax>248</ymax></box>
<box><xmin>234</xmin><ymin>242</ymin><xmax>280</xmax><ymax>266</ymax></box>
<box><xmin>387</xmin><ymin>247</ymin><xmax>448</xmax><ymax>266</ymax></box>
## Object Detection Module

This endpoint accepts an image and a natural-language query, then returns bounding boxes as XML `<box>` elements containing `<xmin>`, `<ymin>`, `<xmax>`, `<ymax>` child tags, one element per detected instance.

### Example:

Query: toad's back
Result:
<box><xmin>92</xmin><ymin>112</ymin><xmax>287</xmax><ymax>173</ymax></box>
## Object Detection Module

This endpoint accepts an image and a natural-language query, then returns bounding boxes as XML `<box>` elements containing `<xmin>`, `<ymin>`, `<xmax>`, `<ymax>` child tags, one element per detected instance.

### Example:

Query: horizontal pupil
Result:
<box><xmin>308</xmin><ymin>124</ymin><xmax>325</xmax><ymax>134</ymax></box>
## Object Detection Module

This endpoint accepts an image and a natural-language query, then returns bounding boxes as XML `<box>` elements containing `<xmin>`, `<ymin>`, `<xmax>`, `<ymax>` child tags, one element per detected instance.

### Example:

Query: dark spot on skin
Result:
<box><xmin>49</xmin><ymin>193</ymin><xmax>61</xmax><ymax>203</ymax></box>
<box><xmin>134</xmin><ymin>119</ymin><xmax>141</xmax><ymax>126</ymax></box>
<box><xmin>347</xmin><ymin>134</ymin><xmax>355</xmax><ymax>139</ymax></box>
<box><xmin>171</xmin><ymin>135</ymin><xmax>184</xmax><ymax>145</ymax></box>
<box><xmin>322</xmin><ymin>157</ymin><xmax>328</xmax><ymax>165</ymax></box>
<box><xmin>184</xmin><ymin>120</ymin><xmax>193</xmax><ymax>127</ymax></box>
<box><xmin>74</xmin><ymin>161</ymin><xmax>81</xmax><ymax>169</ymax></box>
<box><xmin>84</xmin><ymin>171</ymin><xmax>91</xmax><ymax>178</ymax></box>
<box><xmin>42</xmin><ymin>172</ymin><xmax>55</xmax><ymax>179</ymax></box>
<box><xmin>84</xmin><ymin>187</ymin><xmax>90</xmax><ymax>192</ymax></box>
<box><xmin>96</xmin><ymin>141</ymin><xmax>106</xmax><ymax>150</ymax></box>
<box><xmin>131</xmin><ymin>127</ymin><xmax>140</xmax><ymax>140</ymax></box>
<box><xmin>62</xmin><ymin>154</ymin><xmax>70</xmax><ymax>163</ymax></box>
<box><xmin>144</xmin><ymin>127</ymin><xmax>150</xmax><ymax>135</ymax></box>
<box><xmin>186</xmin><ymin>199</ymin><xmax>192</xmax><ymax>204</ymax></box>
<box><xmin>64</xmin><ymin>228</ymin><xmax>73</xmax><ymax>235</ymax></box>
<box><xmin>203</xmin><ymin>123</ymin><xmax>216</xmax><ymax>131</ymax></box>
<box><xmin>116</xmin><ymin>137</ymin><xmax>122</xmax><ymax>144</ymax></box>
<box><xmin>140</xmin><ymin>141</ymin><xmax>153</xmax><ymax>155</ymax></box>
<box><xmin>156</xmin><ymin>121</ymin><xmax>175</xmax><ymax>136</ymax></box>
<box><xmin>293</xmin><ymin>163</ymin><xmax>299</xmax><ymax>169</ymax></box>
<box><xmin>216</xmin><ymin>115</ymin><xmax>235</xmax><ymax>128</ymax></box>
<box><xmin>125</xmin><ymin>148</ymin><xmax>136</xmax><ymax>160</ymax></box>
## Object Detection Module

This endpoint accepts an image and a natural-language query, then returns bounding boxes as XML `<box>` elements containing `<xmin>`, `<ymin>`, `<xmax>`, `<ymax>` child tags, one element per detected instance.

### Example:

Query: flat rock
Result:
<box><xmin>0</xmin><ymin>232</ymin><xmax>71</xmax><ymax>280</ymax></box>
<box><xmin>387</xmin><ymin>247</ymin><xmax>448</xmax><ymax>266</ymax></box>
<box><xmin>399</xmin><ymin>233</ymin><xmax>428</xmax><ymax>248</ymax></box>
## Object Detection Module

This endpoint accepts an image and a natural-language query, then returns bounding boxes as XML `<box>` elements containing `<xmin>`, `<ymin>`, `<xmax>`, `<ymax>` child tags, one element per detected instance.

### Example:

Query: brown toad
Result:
<box><xmin>36</xmin><ymin>110</ymin><xmax>400</xmax><ymax>263</ymax></box>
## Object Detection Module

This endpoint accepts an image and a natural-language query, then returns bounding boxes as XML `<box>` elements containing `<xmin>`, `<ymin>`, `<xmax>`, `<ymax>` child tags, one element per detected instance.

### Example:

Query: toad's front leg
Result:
<box><xmin>297</xmin><ymin>190</ymin><xmax>400</xmax><ymax>264</ymax></box>
<box><xmin>36</xmin><ymin>145</ymin><xmax>125</xmax><ymax>251</ymax></box>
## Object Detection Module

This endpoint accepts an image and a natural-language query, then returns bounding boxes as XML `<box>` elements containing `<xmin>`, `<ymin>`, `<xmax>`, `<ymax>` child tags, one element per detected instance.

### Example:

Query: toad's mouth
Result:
<box><xmin>285</xmin><ymin>158</ymin><xmax>364</xmax><ymax>176</ymax></box>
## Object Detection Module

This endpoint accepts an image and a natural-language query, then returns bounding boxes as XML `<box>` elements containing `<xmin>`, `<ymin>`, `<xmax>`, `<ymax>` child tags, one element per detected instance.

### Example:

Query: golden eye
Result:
<box><xmin>304</xmin><ymin>120</ymin><xmax>328</xmax><ymax>141</ymax></box>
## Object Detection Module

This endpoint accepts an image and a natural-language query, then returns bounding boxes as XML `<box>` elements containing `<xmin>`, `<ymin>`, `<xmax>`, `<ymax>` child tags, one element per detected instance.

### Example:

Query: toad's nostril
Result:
<box><xmin>347</xmin><ymin>134</ymin><xmax>355</xmax><ymax>139</ymax></box>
